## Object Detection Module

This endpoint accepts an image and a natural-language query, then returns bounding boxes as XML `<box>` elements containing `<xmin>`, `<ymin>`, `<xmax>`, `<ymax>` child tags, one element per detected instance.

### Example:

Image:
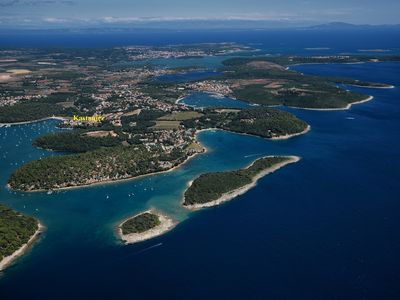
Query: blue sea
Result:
<box><xmin>0</xmin><ymin>30</ymin><xmax>400</xmax><ymax>299</ymax></box>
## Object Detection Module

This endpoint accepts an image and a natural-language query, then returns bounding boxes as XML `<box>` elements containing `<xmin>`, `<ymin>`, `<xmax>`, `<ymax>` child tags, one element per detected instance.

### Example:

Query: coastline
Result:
<box><xmin>8</xmin><ymin>139</ymin><xmax>208</xmax><ymax>193</ymax></box>
<box><xmin>184</xmin><ymin>155</ymin><xmax>300</xmax><ymax>210</ymax></box>
<box><xmin>346</xmin><ymin>84</ymin><xmax>395</xmax><ymax>89</ymax></box>
<box><xmin>175</xmin><ymin>91</ymin><xmax>241</xmax><ymax>106</ymax></box>
<box><xmin>0</xmin><ymin>222</ymin><xmax>44</xmax><ymax>271</ymax></box>
<box><xmin>196</xmin><ymin>125</ymin><xmax>311</xmax><ymax>141</ymax></box>
<box><xmin>286</xmin><ymin>60</ymin><xmax>391</xmax><ymax>69</ymax></box>
<box><xmin>175</xmin><ymin>96</ymin><xmax>187</xmax><ymax>104</ymax></box>
<box><xmin>118</xmin><ymin>210</ymin><xmax>176</xmax><ymax>245</ymax></box>
<box><xmin>270</xmin><ymin>125</ymin><xmax>311</xmax><ymax>140</ymax></box>
<box><xmin>8</xmin><ymin>120</ymin><xmax>309</xmax><ymax>193</ymax></box>
<box><xmin>0</xmin><ymin>116</ymin><xmax>66</xmax><ymax>127</ymax></box>
<box><xmin>286</xmin><ymin>62</ymin><xmax>367</xmax><ymax>70</ymax></box>
<box><xmin>286</xmin><ymin>95</ymin><xmax>374</xmax><ymax>111</ymax></box>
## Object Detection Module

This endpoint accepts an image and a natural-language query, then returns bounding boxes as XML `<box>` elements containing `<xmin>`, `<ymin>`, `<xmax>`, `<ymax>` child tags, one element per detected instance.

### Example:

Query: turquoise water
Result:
<box><xmin>1</xmin><ymin>61</ymin><xmax>400</xmax><ymax>298</ymax></box>
<box><xmin>180</xmin><ymin>91</ymin><xmax>252</xmax><ymax>108</ymax></box>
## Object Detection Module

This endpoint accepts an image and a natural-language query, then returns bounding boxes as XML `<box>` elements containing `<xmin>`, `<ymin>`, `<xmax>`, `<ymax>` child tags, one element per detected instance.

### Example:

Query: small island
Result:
<box><xmin>118</xmin><ymin>211</ymin><xmax>175</xmax><ymax>244</ymax></box>
<box><xmin>183</xmin><ymin>156</ymin><xmax>300</xmax><ymax>209</ymax></box>
<box><xmin>0</xmin><ymin>204</ymin><xmax>43</xmax><ymax>271</ymax></box>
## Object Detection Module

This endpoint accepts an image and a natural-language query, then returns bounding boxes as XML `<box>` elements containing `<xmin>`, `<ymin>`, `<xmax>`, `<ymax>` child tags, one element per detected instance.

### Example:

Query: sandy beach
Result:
<box><xmin>175</xmin><ymin>96</ymin><xmax>187</xmax><ymax>104</ymax></box>
<box><xmin>0</xmin><ymin>222</ymin><xmax>44</xmax><ymax>271</ymax></box>
<box><xmin>118</xmin><ymin>211</ymin><xmax>176</xmax><ymax>244</ymax></box>
<box><xmin>184</xmin><ymin>155</ymin><xmax>300</xmax><ymax>210</ymax></box>
<box><xmin>0</xmin><ymin>74</ymin><xmax>12</xmax><ymax>82</ymax></box>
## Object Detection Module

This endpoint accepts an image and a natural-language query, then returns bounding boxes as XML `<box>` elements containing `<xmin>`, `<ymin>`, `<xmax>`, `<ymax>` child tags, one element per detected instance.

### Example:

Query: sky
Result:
<box><xmin>0</xmin><ymin>0</ymin><xmax>399</xmax><ymax>29</ymax></box>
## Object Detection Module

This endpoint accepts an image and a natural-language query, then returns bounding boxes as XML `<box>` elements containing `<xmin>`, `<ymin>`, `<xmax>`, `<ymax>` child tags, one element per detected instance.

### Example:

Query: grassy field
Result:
<box><xmin>158</xmin><ymin>111</ymin><xmax>203</xmax><ymax>121</ymax></box>
<box><xmin>215</xmin><ymin>109</ymin><xmax>241</xmax><ymax>113</ymax></box>
<box><xmin>152</xmin><ymin>120</ymin><xmax>181</xmax><ymax>130</ymax></box>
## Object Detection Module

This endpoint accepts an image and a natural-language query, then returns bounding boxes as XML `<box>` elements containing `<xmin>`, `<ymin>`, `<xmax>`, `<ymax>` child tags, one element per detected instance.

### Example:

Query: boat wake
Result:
<box><xmin>116</xmin><ymin>243</ymin><xmax>163</xmax><ymax>262</ymax></box>
<box><xmin>244</xmin><ymin>153</ymin><xmax>264</xmax><ymax>158</ymax></box>
<box><xmin>136</xmin><ymin>243</ymin><xmax>163</xmax><ymax>254</ymax></box>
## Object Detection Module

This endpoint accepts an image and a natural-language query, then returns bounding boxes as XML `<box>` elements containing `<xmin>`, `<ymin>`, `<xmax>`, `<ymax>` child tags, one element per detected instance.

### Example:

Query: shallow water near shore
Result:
<box><xmin>1</xmin><ymin>61</ymin><xmax>400</xmax><ymax>298</ymax></box>
<box><xmin>180</xmin><ymin>91</ymin><xmax>251</xmax><ymax>108</ymax></box>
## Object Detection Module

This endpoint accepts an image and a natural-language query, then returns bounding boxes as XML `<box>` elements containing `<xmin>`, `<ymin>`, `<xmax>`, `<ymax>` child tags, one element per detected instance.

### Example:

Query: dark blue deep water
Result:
<box><xmin>1</xmin><ymin>31</ymin><xmax>400</xmax><ymax>299</ymax></box>
<box><xmin>1</xmin><ymin>28</ymin><xmax>400</xmax><ymax>55</ymax></box>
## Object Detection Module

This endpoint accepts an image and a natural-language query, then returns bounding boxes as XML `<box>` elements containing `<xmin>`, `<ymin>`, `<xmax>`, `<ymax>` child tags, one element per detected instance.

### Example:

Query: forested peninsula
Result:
<box><xmin>183</xmin><ymin>107</ymin><xmax>309</xmax><ymax>138</ymax></box>
<box><xmin>8</xmin><ymin>145</ymin><xmax>190</xmax><ymax>191</ymax></box>
<box><xmin>219</xmin><ymin>57</ymin><xmax>379</xmax><ymax>109</ymax></box>
<box><xmin>183</xmin><ymin>156</ymin><xmax>300</xmax><ymax>209</ymax></box>
<box><xmin>0</xmin><ymin>93</ymin><xmax>79</xmax><ymax>123</ymax></box>
<box><xmin>0</xmin><ymin>204</ymin><xmax>42</xmax><ymax>271</ymax></box>
<box><xmin>8</xmin><ymin>107</ymin><xmax>307</xmax><ymax>192</ymax></box>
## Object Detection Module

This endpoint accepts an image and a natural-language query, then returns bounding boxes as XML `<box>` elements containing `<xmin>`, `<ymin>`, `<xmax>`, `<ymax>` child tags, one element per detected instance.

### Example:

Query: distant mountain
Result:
<box><xmin>1</xmin><ymin>20</ymin><xmax>400</xmax><ymax>32</ymax></box>
<box><xmin>308</xmin><ymin>22</ymin><xmax>400</xmax><ymax>30</ymax></box>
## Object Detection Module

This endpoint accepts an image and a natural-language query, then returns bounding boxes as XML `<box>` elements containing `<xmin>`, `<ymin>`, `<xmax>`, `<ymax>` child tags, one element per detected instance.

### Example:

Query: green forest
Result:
<box><xmin>0</xmin><ymin>92</ymin><xmax>80</xmax><ymax>123</ymax></box>
<box><xmin>33</xmin><ymin>131</ymin><xmax>122</xmax><ymax>153</ymax></box>
<box><xmin>0</xmin><ymin>204</ymin><xmax>38</xmax><ymax>261</ymax></box>
<box><xmin>0</xmin><ymin>101</ymin><xmax>75</xmax><ymax>123</ymax></box>
<box><xmin>184</xmin><ymin>156</ymin><xmax>291</xmax><ymax>205</ymax></box>
<box><xmin>221</xmin><ymin>108</ymin><xmax>308</xmax><ymax>137</ymax></box>
<box><xmin>219</xmin><ymin>57</ymin><xmax>372</xmax><ymax>109</ymax></box>
<box><xmin>183</xmin><ymin>107</ymin><xmax>308</xmax><ymax>138</ymax></box>
<box><xmin>120</xmin><ymin>212</ymin><xmax>161</xmax><ymax>234</ymax></box>
<box><xmin>8</xmin><ymin>145</ymin><xmax>187</xmax><ymax>191</ymax></box>
<box><xmin>9</xmin><ymin>106</ymin><xmax>307</xmax><ymax>191</ymax></box>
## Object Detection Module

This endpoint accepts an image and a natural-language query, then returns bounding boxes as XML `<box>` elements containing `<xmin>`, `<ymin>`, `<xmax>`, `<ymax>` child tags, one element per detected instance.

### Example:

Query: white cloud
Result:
<box><xmin>43</xmin><ymin>17</ymin><xmax>67</xmax><ymax>23</ymax></box>
<box><xmin>0</xmin><ymin>0</ymin><xmax>76</xmax><ymax>7</ymax></box>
